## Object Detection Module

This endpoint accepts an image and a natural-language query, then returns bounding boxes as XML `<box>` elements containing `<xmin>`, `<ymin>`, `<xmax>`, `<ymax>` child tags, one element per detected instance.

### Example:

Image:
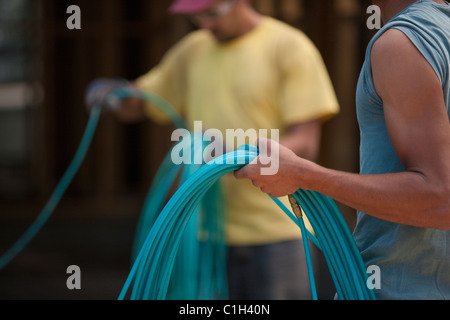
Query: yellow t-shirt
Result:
<box><xmin>136</xmin><ymin>17</ymin><xmax>339</xmax><ymax>245</ymax></box>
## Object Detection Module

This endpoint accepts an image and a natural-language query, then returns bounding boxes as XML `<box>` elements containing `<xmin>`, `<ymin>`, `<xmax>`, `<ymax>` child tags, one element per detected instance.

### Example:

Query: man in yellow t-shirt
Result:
<box><xmin>86</xmin><ymin>0</ymin><xmax>339</xmax><ymax>299</ymax></box>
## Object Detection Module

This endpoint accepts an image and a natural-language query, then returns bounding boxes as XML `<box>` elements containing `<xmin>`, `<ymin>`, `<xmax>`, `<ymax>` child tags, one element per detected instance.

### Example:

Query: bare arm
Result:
<box><xmin>114</xmin><ymin>97</ymin><xmax>147</xmax><ymax>123</ymax></box>
<box><xmin>280</xmin><ymin>119</ymin><xmax>322</xmax><ymax>161</ymax></box>
<box><xmin>113</xmin><ymin>83</ymin><xmax>148</xmax><ymax>123</ymax></box>
<box><xmin>235</xmin><ymin>29</ymin><xmax>450</xmax><ymax>230</ymax></box>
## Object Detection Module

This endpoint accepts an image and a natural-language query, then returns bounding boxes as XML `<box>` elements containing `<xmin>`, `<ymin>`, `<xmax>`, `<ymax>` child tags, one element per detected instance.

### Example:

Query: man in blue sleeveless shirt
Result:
<box><xmin>235</xmin><ymin>0</ymin><xmax>450</xmax><ymax>299</ymax></box>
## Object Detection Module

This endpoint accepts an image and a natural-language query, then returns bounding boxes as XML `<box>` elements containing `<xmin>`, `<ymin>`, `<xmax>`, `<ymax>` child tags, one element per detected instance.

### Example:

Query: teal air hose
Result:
<box><xmin>119</xmin><ymin>145</ymin><xmax>258</xmax><ymax>300</ymax></box>
<box><xmin>0</xmin><ymin>104</ymin><xmax>102</xmax><ymax>271</ymax></box>
<box><xmin>165</xmin><ymin>136</ymin><xmax>228</xmax><ymax>300</ymax></box>
<box><xmin>271</xmin><ymin>197</ymin><xmax>321</xmax><ymax>250</ymax></box>
<box><xmin>299</xmin><ymin>212</ymin><xmax>318</xmax><ymax>300</ymax></box>
<box><xmin>131</xmin><ymin>133</ymin><xmax>228</xmax><ymax>300</ymax></box>
<box><xmin>292</xmin><ymin>191</ymin><xmax>376</xmax><ymax>300</ymax></box>
<box><xmin>119</xmin><ymin>145</ymin><xmax>377</xmax><ymax>300</ymax></box>
<box><xmin>288</xmin><ymin>194</ymin><xmax>318</xmax><ymax>300</ymax></box>
<box><xmin>131</xmin><ymin>146</ymin><xmax>184</xmax><ymax>261</ymax></box>
<box><xmin>271</xmin><ymin>196</ymin><xmax>319</xmax><ymax>300</ymax></box>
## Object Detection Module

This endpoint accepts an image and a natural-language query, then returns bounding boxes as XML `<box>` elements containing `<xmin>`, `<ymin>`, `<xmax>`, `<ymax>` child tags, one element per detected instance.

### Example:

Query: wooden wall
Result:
<box><xmin>3</xmin><ymin>0</ymin><xmax>376</xmax><ymax>226</ymax></box>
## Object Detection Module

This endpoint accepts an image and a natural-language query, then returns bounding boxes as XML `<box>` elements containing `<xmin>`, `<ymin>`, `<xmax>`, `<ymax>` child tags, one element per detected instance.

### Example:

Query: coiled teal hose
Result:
<box><xmin>119</xmin><ymin>145</ymin><xmax>258</xmax><ymax>300</ymax></box>
<box><xmin>132</xmin><ymin>134</ymin><xmax>228</xmax><ymax>300</ymax></box>
<box><xmin>292</xmin><ymin>191</ymin><xmax>376</xmax><ymax>300</ymax></box>
<box><xmin>119</xmin><ymin>144</ymin><xmax>376</xmax><ymax>300</ymax></box>
<box><xmin>131</xmin><ymin>145</ymin><xmax>184</xmax><ymax>261</ymax></box>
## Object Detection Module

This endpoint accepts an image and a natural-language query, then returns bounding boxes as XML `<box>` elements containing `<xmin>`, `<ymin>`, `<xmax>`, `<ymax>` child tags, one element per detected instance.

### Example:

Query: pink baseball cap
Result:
<box><xmin>169</xmin><ymin>0</ymin><xmax>215</xmax><ymax>14</ymax></box>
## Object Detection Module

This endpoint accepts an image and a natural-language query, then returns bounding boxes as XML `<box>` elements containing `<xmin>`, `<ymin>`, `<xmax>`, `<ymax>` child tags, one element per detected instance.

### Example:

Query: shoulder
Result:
<box><xmin>263</xmin><ymin>17</ymin><xmax>321</xmax><ymax>62</ymax></box>
<box><xmin>265</xmin><ymin>17</ymin><xmax>313</xmax><ymax>45</ymax></box>
<box><xmin>371</xmin><ymin>28</ymin><xmax>440</xmax><ymax>102</ymax></box>
<box><xmin>164</xmin><ymin>29</ymin><xmax>213</xmax><ymax>62</ymax></box>
<box><xmin>371</xmin><ymin>28</ymin><xmax>423</xmax><ymax>73</ymax></box>
<box><xmin>175</xmin><ymin>29</ymin><xmax>212</xmax><ymax>50</ymax></box>
<box><xmin>372</xmin><ymin>28</ymin><xmax>411</xmax><ymax>55</ymax></box>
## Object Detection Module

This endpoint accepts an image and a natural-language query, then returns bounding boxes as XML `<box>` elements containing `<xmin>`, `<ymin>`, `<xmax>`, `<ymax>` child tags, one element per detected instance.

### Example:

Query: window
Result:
<box><xmin>0</xmin><ymin>0</ymin><xmax>40</xmax><ymax>199</ymax></box>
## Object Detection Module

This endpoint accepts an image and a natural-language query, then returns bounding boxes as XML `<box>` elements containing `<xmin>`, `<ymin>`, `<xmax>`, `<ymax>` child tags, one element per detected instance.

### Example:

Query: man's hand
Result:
<box><xmin>85</xmin><ymin>78</ymin><xmax>133</xmax><ymax>111</ymax></box>
<box><xmin>234</xmin><ymin>138</ymin><xmax>316</xmax><ymax>198</ymax></box>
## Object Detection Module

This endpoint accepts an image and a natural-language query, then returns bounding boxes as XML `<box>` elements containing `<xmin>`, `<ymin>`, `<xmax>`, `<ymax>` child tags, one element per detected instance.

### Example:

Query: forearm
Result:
<box><xmin>114</xmin><ymin>97</ymin><xmax>147</xmax><ymax>123</ymax></box>
<box><xmin>301</xmin><ymin>162</ymin><xmax>450</xmax><ymax>230</ymax></box>
<box><xmin>280</xmin><ymin>134</ymin><xmax>318</xmax><ymax>161</ymax></box>
<box><xmin>85</xmin><ymin>78</ymin><xmax>148</xmax><ymax>123</ymax></box>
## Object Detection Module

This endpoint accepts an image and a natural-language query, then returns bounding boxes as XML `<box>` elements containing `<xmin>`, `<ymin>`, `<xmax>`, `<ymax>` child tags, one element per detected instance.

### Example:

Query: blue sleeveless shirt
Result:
<box><xmin>354</xmin><ymin>0</ymin><xmax>450</xmax><ymax>300</ymax></box>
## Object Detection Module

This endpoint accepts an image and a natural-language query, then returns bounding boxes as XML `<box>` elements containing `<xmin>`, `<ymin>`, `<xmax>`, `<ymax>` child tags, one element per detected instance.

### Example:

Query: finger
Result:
<box><xmin>257</xmin><ymin>137</ymin><xmax>277</xmax><ymax>160</ymax></box>
<box><xmin>256</xmin><ymin>137</ymin><xmax>269</xmax><ymax>152</ymax></box>
<box><xmin>251</xmin><ymin>180</ymin><xmax>263</xmax><ymax>188</ymax></box>
<box><xmin>233</xmin><ymin>168</ymin><xmax>247</xmax><ymax>180</ymax></box>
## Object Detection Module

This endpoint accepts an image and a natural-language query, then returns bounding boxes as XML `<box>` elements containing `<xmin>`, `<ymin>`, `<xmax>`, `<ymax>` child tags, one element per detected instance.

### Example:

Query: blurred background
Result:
<box><xmin>0</xmin><ymin>0</ymin><xmax>376</xmax><ymax>300</ymax></box>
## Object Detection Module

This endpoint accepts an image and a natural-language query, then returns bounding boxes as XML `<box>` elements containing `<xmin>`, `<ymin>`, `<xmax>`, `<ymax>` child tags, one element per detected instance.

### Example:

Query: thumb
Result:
<box><xmin>256</xmin><ymin>136</ymin><xmax>274</xmax><ymax>156</ymax></box>
<box><xmin>256</xmin><ymin>136</ymin><xmax>269</xmax><ymax>149</ymax></box>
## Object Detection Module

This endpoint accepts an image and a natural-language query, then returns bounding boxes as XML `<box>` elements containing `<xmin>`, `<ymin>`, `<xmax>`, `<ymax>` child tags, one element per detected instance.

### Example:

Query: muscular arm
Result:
<box><xmin>235</xmin><ymin>29</ymin><xmax>450</xmax><ymax>230</ymax></box>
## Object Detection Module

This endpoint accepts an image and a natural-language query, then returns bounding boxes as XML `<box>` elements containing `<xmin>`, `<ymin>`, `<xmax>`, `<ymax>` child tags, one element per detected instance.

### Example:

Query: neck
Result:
<box><xmin>373</xmin><ymin>0</ymin><xmax>447</xmax><ymax>23</ymax></box>
<box><xmin>234</xmin><ymin>2</ymin><xmax>262</xmax><ymax>38</ymax></box>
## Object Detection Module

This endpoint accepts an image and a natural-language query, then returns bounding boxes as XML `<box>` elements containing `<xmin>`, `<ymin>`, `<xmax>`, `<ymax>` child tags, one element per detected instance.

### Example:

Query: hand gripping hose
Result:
<box><xmin>119</xmin><ymin>145</ymin><xmax>377</xmax><ymax>300</ymax></box>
